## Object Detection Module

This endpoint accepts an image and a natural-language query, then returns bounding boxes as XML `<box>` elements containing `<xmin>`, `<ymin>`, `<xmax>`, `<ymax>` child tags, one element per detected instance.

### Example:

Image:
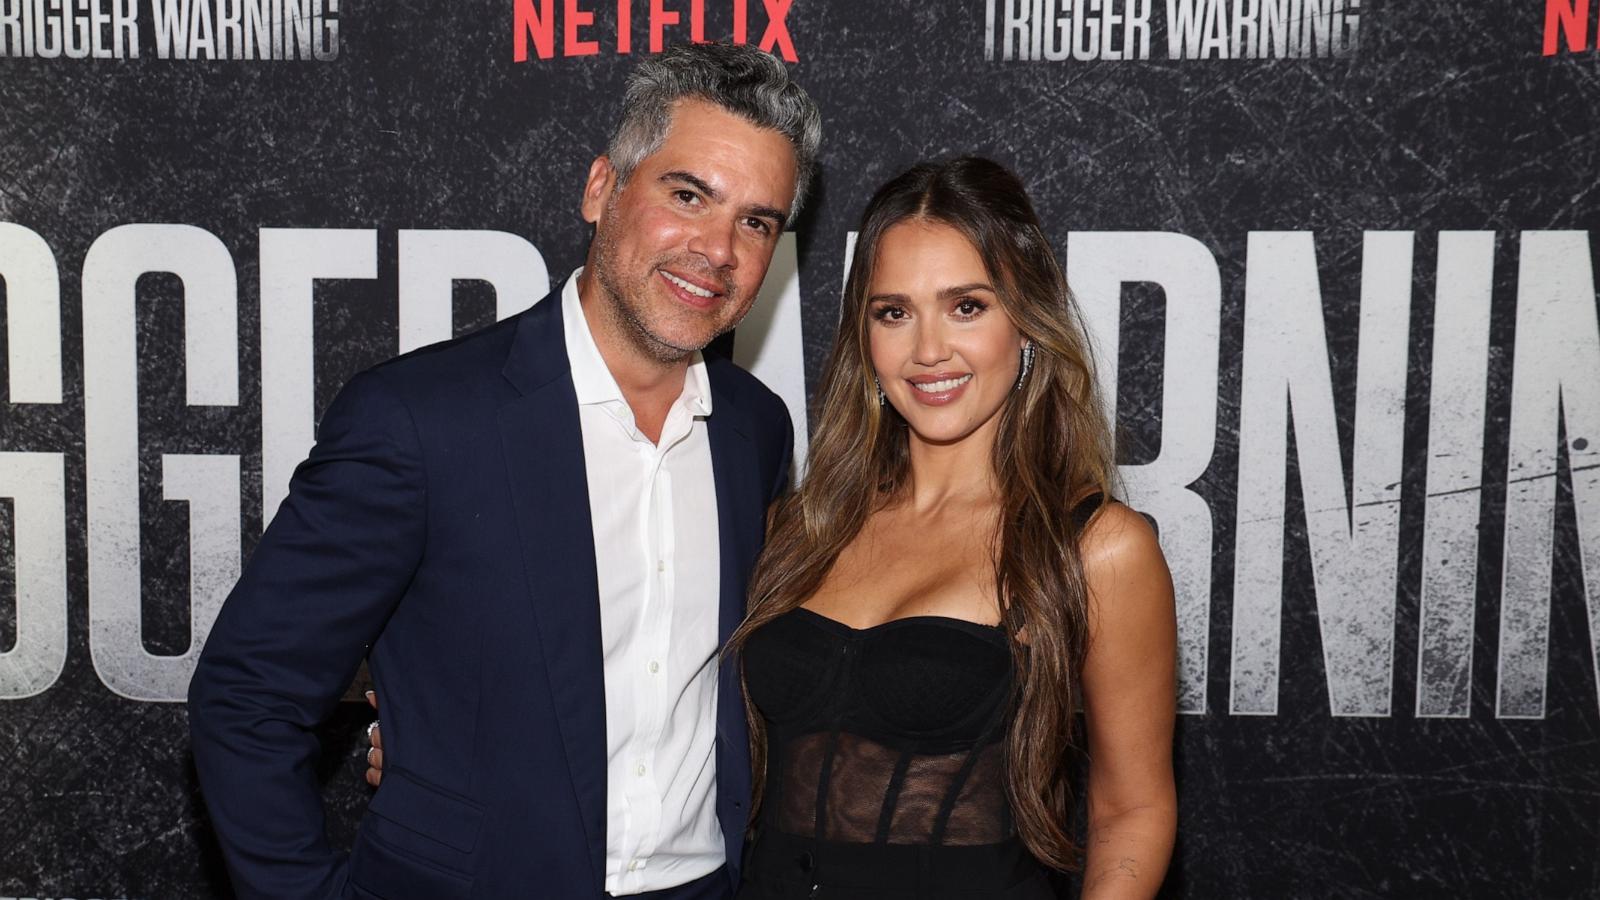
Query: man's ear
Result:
<box><xmin>581</xmin><ymin>156</ymin><xmax>618</xmax><ymax>224</ymax></box>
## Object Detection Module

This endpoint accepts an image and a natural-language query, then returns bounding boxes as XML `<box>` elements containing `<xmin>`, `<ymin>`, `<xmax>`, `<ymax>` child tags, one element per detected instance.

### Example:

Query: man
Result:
<box><xmin>188</xmin><ymin>43</ymin><xmax>821</xmax><ymax>900</ymax></box>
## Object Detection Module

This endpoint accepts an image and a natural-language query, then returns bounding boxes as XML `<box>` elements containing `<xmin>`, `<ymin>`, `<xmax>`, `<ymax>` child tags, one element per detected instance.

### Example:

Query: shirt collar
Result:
<box><xmin>561</xmin><ymin>268</ymin><xmax>713</xmax><ymax>417</ymax></box>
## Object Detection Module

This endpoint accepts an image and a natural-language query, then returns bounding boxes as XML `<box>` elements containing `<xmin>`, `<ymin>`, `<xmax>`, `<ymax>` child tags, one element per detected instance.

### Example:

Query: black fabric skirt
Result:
<box><xmin>737</xmin><ymin>829</ymin><xmax>1057</xmax><ymax>899</ymax></box>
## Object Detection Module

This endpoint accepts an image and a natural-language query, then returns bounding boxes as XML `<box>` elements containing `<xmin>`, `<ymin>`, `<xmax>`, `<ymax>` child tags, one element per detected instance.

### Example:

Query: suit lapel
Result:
<box><xmin>707</xmin><ymin>369</ymin><xmax>760</xmax><ymax>649</ymax></box>
<box><xmin>497</xmin><ymin>294</ymin><xmax>608</xmax><ymax>891</ymax></box>
<box><xmin>706</xmin><ymin>364</ymin><xmax>760</xmax><ymax>854</ymax></box>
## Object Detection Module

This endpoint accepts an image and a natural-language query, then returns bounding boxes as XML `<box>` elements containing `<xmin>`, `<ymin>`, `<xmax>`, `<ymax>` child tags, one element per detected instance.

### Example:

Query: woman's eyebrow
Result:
<box><xmin>868</xmin><ymin>283</ymin><xmax>996</xmax><ymax>304</ymax></box>
<box><xmin>938</xmin><ymin>283</ymin><xmax>996</xmax><ymax>300</ymax></box>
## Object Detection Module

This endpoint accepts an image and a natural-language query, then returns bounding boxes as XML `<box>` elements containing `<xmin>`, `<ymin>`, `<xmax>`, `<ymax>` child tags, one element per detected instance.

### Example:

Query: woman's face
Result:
<box><xmin>867</xmin><ymin>219</ymin><xmax>1027</xmax><ymax>447</ymax></box>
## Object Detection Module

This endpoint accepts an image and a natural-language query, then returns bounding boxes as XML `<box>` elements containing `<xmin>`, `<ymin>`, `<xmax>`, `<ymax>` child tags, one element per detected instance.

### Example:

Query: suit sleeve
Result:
<box><xmin>767</xmin><ymin>396</ymin><xmax>794</xmax><ymax>506</ymax></box>
<box><xmin>188</xmin><ymin>370</ymin><xmax>427</xmax><ymax>900</ymax></box>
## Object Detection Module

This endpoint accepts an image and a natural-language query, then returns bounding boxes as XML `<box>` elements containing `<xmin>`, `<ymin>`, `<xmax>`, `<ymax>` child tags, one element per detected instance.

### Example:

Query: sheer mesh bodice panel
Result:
<box><xmin>744</xmin><ymin>607</ymin><xmax>1016</xmax><ymax>846</ymax></box>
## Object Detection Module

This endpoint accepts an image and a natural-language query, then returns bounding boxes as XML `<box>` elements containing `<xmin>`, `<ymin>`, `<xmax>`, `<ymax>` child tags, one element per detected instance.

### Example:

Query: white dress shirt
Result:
<box><xmin>560</xmin><ymin>270</ymin><xmax>726</xmax><ymax>895</ymax></box>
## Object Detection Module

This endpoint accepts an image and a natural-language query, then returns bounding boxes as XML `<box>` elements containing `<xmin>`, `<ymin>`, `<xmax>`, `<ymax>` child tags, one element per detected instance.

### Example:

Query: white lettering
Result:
<box><xmin>82</xmin><ymin>224</ymin><xmax>239</xmax><ymax>701</ymax></box>
<box><xmin>0</xmin><ymin>223</ymin><xmax>63</xmax><ymax>403</ymax></box>
<box><xmin>734</xmin><ymin>232</ymin><xmax>810</xmax><ymax>476</ymax></box>
<box><xmin>1003</xmin><ymin>0</ymin><xmax>1028</xmax><ymax>59</ymax></box>
<box><xmin>258</xmin><ymin>228</ymin><xmax>377</xmax><ymax>523</ymax></box>
<box><xmin>1416</xmin><ymin>232</ymin><xmax>1494</xmax><ymax>717</ymax></box>
<box><xmin>1497</xmin><ymin>231</ymin><xmax>1600</xmax><ymax>719</ymax></box>
<box><xmin>186</xmin><ymin>0</ymin><xmax>214</xmax><ymax>58</ymax></box>
<box><xmin>396</xmin><ymin>230</ymin><xmax>548</xmax><ymax>352</ymax></box>
<box><xmin>1069</xmin><ymin>232</ymin><xmax>1221</xmax><ymax>714</ymax></box>
<box><xmin>151</xmin><ymin>0</ymin><xmax>190</xmax><ymax>58</ymax></box>
<box><xmin>0</xmin><ymin>454</ymin><xmax>67</xmax><ymax>699</ymax></box>
<box><xmin>1232</xmin><ymin>231</ymin><xmax>1411</xmax><ymax>716</ymax></box>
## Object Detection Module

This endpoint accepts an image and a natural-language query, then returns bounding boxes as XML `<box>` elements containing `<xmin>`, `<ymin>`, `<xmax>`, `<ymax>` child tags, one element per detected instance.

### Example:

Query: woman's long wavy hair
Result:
<box><xmin>727</xmin><ymin>157</ymin><xmax>1117</xmax><ymax>871</ymax></box>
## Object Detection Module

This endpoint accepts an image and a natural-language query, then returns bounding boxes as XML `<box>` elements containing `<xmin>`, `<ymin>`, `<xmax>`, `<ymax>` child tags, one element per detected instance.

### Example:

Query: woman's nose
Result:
<box><xmin>911</xmin><ymin>319</ymin><xmax>951</xmax><ymax>366</ymax></box>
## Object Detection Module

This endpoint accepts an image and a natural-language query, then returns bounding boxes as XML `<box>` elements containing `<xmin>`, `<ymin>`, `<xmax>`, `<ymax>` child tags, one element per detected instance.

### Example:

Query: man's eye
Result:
<box><xmin>745</xmin><ymin>217</ymin><xmax>772</xmax><ymax>235</ymax></box>
<box><xmin>675</xmin><ymin>190</ymin><xmax>701</xmax><ymax>205</ymax></box>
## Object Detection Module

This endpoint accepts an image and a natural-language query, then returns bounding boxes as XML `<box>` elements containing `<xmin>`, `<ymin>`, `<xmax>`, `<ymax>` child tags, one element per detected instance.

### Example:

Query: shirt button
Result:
<box><xmin>649</xmin><ymin>660</ymin><xmax>660</xmax><ymax>674</ymax></box>
<box><xmin>636</xmin><ymin>763</ymin><xmax>647</xmax><ymax>777</ymax></box>
<box><xmin>627</xmin><ymin>859</ymin><xmax>639</xmax><ymax>872</ymax></box>
<box><xmin>657</xmin><ymin>559</ymin><xmax>665</xmax><ymax>573</ymax></box>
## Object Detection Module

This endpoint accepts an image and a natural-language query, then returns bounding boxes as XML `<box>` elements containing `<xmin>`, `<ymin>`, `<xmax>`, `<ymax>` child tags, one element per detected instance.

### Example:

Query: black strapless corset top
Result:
<box><xmin>745</xmin><ymin>607</ymin><xmax>1013</xmax><ymax>749</ymax></box>
<box><xmin>743</xmin><ymin>607</ymin><xmax>1018</xmax><ymax>847</ymax></box>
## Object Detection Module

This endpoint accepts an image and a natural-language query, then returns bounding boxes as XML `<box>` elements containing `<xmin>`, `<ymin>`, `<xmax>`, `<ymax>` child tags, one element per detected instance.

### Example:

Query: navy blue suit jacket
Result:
<box><xmin>189</xmin><ymin>290</ymin><xmax>792</xmax><ymax>899</ymax></box>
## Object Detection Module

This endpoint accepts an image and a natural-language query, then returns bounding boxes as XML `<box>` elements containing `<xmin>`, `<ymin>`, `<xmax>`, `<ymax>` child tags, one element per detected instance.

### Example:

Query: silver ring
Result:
<box><xmin>365</xmin><ymin>719</ymin><xmax>379</xmax><ymax>743</ymax></box>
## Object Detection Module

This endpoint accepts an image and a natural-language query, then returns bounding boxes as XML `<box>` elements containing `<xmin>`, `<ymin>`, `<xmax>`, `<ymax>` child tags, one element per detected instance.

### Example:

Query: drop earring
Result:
<box><xmin>1015</xmin><ymin>342</ymin><xmax>1035</xmax><ymax>390</ymax></box>
<box><xmin>874</xmin><ymin>376</ymin><xmax>887</xmax><ymax>406</ymax></box>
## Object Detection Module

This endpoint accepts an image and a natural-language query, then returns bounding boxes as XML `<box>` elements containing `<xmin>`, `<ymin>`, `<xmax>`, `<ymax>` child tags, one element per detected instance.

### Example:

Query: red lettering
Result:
<box><xmin>759</xmin><ymin>0</ymin><xmax>796</xmax><ymax>61</ymax></box>
<box><xmin>514</xmin><ymin>0</ymin><xmax>556</xmax><ymax>61</ymax></box>
<box><xmin>1544</xmin><ymin>0</ymin><xmax>1591</xmax><ymax>55</ymax></box>
<box><xmin>512</xmin><ymin>0</ymin><xmax>795</xmax><ymax>61</ymax></box>
<box><xmin>650</xmin><ymin>0</ymin><xmax>679</xmax><ymax>52</ymax></box>
<box><xmin>565</xmin><ymin>0</ymin><xmax>599</xmax><ymax>55</ymax></box>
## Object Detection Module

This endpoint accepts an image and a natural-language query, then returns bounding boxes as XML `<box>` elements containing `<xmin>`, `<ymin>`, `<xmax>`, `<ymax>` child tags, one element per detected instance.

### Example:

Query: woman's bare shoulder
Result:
<box><xmin>1077</xmin><ymin>500</ymin><xmax>1173</xmax><ymax>621</ymax></box>
<box><xmin>1079</xmin><ymin>500</ymin><xmax>1160</xmax><ymax>563</ymax></box>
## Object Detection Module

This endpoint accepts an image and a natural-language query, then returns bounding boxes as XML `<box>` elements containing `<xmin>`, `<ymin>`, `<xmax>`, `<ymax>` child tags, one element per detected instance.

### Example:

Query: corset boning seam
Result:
<box><xmin>745</xmin><ymin>604</ymin><xmax>1020</xmax><ymax>892</ymax></box>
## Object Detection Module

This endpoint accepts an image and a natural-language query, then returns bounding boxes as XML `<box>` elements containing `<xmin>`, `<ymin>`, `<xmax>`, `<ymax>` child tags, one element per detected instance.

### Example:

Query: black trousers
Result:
<box><xmin>737</xmin><ymin>831</ymin><xmax>1055</xmax><ymax>899</ymax></box>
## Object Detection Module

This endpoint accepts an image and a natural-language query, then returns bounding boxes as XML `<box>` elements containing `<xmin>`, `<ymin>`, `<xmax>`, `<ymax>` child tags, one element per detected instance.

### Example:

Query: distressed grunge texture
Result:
<box><xmin>1</xmin><ymin>0</ymin><xmax>1597</xmax><ymax>896</ymax></box>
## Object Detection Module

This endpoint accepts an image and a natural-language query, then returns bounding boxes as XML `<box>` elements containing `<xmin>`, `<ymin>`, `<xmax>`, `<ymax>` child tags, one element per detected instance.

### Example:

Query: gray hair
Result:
<box><xmin>608</xmin><ymin>42</ymin><xmax>822</xmax><ymax>221</ymax></box>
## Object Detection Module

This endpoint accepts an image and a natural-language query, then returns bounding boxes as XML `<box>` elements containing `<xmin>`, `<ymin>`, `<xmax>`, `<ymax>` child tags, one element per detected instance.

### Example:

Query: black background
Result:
<box><xmin>1</xmin><ymin>0</ymin><xmax>1597</xmax><ymax>896</ymax></box>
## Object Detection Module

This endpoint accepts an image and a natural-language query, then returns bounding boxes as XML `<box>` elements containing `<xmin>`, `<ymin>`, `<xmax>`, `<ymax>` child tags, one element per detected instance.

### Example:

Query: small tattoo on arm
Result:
<box><xmin>1088</xmin><ymin>857</ymin><xmax>1140</xmax><ymax>888</ymax></box>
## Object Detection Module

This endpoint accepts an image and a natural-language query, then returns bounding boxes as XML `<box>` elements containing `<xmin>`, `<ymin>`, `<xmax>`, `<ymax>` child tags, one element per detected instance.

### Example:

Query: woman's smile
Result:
<box><xmin>906</xmin><ymin>372</ymin><xmax>974</xmax><ymax>405</ymax></box>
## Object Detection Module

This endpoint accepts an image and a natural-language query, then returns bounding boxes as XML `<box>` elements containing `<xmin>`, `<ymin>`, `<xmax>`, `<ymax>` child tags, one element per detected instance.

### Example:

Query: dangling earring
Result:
<box><xmin>1014</xmin><ymin>342</ymin><xmax>1035</xmax><ymax>391</ymax></box>
<box><xmin>874</xmin><ymin>375</ymin><xmax>888</xmax><ymax>406</ymax></box>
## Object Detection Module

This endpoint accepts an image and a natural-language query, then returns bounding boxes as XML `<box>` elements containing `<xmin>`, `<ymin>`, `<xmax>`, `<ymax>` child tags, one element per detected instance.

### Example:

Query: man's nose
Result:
<box><xmin>687</xmin><ymin>216</ymin><xmax>738</xmax><ymax>270</ymax></box>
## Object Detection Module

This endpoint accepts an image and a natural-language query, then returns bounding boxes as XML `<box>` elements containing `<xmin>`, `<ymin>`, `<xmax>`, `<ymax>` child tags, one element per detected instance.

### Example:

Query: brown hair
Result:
<box><xmin>728</xmin><ymin>157</ymin><xmax>1116</xmax><ymax>870</ymax></box>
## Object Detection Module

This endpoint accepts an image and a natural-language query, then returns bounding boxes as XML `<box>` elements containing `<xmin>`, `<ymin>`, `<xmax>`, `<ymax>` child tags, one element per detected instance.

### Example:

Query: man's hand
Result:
<box><xmin>364</xmin><ymin>690</ymin><xmax>384</xmax><ymax>787</ymax></box>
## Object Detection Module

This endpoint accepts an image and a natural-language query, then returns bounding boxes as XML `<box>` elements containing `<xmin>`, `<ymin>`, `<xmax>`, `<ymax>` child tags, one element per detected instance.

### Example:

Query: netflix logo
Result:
<box><xmin>513</xmin><ymin>0</ymin><xmax>798</xmax><ymax>62</ymax></box>
<box><xmin>1544</xmin><ymin>0</ymin><xmax>1597</xmax><ymax>54</ymax></box>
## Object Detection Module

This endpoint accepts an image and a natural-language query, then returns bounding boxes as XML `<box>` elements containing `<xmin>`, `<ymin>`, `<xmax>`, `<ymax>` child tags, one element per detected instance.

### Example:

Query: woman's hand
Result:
<box><xmin>1077</xmin><ymin>503</ymin><xmax>1179</xmax><ymax>899</ymax></box>
<box><xmin>363</xmin><ymin>690</ymin><xmax>384</xmax><ymax>787</ymax></box>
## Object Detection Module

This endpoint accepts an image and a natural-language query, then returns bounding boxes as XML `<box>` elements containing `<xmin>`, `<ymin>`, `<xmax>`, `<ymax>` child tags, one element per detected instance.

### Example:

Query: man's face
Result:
<box><xmin>581</xmin><ymin>99</ymin><xmax>798</xmax><ymax>362</ymax></box>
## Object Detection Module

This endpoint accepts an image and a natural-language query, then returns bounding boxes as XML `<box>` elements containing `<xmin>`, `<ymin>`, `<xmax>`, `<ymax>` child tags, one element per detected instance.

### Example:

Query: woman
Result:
<box><xmin>728</xmin><ymin>157</ymin><xmax>1175</xmax><ymax>898</ymax></box>
<box><xmin>370</xmin><ymin>157</ymin><xmax>1177</xmax><ymax>897</ymax></box>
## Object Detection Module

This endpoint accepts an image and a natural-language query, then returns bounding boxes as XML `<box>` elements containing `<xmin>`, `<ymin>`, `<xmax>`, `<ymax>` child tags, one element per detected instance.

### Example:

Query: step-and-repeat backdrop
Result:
<box><xmin>1</xmin><ymin>0</ymin><xmax>1596</xmax><ymax>896</ymax></box>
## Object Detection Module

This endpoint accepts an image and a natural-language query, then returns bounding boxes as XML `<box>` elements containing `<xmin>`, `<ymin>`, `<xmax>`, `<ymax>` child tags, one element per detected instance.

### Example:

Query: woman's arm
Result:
<box><xmin>1077</xmin><ymin>503</ymin><xmax>1178</xmax><ymax>899</ymax></box>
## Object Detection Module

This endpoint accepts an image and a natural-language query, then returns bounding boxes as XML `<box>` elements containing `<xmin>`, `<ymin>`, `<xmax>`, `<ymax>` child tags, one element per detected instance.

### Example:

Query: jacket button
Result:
<box><xmin>798</xmin><ymin>850</ymin><xmax>814</xmax><ymax>871</ymax></box>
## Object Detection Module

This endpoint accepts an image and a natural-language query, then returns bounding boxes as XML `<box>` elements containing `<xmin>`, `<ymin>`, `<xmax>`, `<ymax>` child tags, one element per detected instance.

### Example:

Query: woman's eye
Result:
<box><xmin>954</xmin><ymin>298</ymin><xmax>988</xmax><ymax>317</ymax></box>
<box><xmin>872</xmin><ymin>305</ymin><xmax>907</xmax><ymax>322</ymax></box>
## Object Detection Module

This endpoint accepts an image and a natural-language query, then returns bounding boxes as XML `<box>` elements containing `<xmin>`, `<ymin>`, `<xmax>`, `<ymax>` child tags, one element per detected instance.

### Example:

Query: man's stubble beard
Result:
<box><xmin>591</xmin><ymin>199</ymin><xmax>744</xmax><ymax>365</ymax></box>
<box><xmin>594</xmin><ymin>264</ymin><xmax>700</xmax><ymax>364</ymax></box>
